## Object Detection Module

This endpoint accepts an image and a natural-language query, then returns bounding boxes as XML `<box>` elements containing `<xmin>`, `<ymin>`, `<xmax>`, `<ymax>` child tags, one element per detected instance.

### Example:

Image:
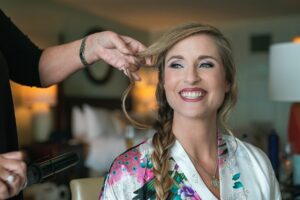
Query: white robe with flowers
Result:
<box><xmin>99</xmin><ymin>134</ymin><xmax>281</xmax><ymax>200</ymax></box>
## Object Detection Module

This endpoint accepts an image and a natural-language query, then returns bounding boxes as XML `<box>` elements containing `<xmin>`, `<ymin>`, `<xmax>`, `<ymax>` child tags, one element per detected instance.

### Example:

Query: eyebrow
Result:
<box><xmin>166</xmin><ymin>55</ymin><xmax>219</xmax><ymax>63</ymax></box>
<box><xmin>166</xmin><ymin>55</ymin><xmax>183</xmax><ymax>63</ymax></box>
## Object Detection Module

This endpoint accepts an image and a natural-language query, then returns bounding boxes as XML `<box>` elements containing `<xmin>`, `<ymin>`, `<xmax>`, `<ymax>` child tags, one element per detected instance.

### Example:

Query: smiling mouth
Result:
<box><xmin>180</xmin><ymin>91</ymin><xmax>204</xmax><ymax>99</ymax></box>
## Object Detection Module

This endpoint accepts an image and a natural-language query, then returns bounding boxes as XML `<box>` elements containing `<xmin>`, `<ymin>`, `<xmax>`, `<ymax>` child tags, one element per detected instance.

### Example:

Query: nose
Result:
<box><xmin>183</xmin><ymin>66</ymin><xmax>200</xmax><ymax>85</ymax></box>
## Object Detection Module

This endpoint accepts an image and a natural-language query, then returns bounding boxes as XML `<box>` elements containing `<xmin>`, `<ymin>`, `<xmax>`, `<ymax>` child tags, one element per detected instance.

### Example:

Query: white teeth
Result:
<box><xmin>181</xmin><ymin>91</ymin><xmax>203</xmax><ymax>99</ymax></box>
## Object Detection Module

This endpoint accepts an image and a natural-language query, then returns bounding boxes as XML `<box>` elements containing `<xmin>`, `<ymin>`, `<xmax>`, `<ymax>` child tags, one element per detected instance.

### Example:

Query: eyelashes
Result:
<box><xmin>199</xmin><ymin>62</ymin><xmax>214</xmax><ymax>68</ymax></box>
<box><xmin>170</xmin><ymin>63</ymin><xmax>183</xmax><ymax>69</ymax></box>
<box><xmin>168</xmin><ymin>62</ymin><xmax>214</xmax><ymax>69</ymax></box>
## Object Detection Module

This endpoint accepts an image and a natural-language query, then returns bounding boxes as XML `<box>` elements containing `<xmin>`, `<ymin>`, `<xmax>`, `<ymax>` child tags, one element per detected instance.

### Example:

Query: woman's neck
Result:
<box><xmin>172</xmin><ymin>114</ymin><xmax>218</xmax><ymax>161</ymax></box>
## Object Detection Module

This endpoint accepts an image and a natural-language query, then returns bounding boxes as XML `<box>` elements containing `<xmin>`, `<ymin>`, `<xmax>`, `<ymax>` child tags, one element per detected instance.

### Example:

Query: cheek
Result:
<box><xmin>205</xmin><ymin>73</ymin><xmax>228</xmax><ymax>106</ymax></box>
<box><xmin>163</xmin><ymin>71</ymin><xmax>177</xmax><ymax>90</ymax></box>
<box><xmin>209</xmin><ymin>70</ymin><xmax>228</xmax><ymax>91</ymax></box>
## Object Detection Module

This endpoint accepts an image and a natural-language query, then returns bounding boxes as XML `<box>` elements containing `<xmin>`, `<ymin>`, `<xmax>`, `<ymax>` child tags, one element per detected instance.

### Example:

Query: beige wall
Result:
<box><xmin>219</xmin><ymin>15</ymin><xmax>300</xmax><ymax>147</ymax></box>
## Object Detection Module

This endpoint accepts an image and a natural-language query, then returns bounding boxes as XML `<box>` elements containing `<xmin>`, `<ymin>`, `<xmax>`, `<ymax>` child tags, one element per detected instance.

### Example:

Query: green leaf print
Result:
<box><xmin>233</xmin><ymin>181</ymin><xmax>244</xmax><ymax>189</ymax></box>
<box><xmin>232</xmin><ymin>173</ymin><xmax>240</xmax><ymax>181</ymax></box>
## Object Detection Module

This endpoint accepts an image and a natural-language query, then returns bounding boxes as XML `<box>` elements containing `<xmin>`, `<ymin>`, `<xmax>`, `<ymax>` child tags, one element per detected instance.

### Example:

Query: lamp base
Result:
<box><xmin>31</xmin><ymin>104</ymin><xmax>53</xmax><ymax>142</ymax></box>
<box><xmin>288</xmin><ymin>103</ymin><xmax>300</xmax><ymax>153</ymax></box>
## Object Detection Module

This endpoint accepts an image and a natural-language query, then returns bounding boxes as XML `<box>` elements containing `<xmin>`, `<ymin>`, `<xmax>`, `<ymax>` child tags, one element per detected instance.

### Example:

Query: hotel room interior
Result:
<box><xmin>1</xmin><ymin>0</ymin><xmax>300</xmax><ymax>199</ymax></box>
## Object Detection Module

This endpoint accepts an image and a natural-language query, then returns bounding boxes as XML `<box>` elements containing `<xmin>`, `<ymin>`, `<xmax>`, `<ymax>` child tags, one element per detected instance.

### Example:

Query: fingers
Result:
<box><xmin>120</xmin><ymin>35</ymin><xmax>146</xmax><ymax>54</ymax></box>
<box><xmin>111</xmin><ymin>34</ymin><xmax>150</xmax><ymax>67</ymax></box>
<box><xmin>112</xmin><ymin>35</ymin><xmax>150</xmax><ymax>71</ymax></box>
<box><xmin>145</xmin><ymin>56</ymin><xmax>154</xmax><ymax>66</ymax></box>
<box><xmin>121</xmin><ymin>67</ymin><xmax>141</xmax><ymax>82</ymax></box>
<box><xmin>102</xmin><ymin>50</ymin><xmax>143</xmax><ymax>81</ymax></box>
<box><xmin>1</xmin><ymin>151</ymin><xmax>25</xmax><ymax>161</ymax></box>
<box><xmin>131</xmin><ymin>72</ymin><xmax>141</xmax><ymax>81</ymax></box>
<box><xmin>0</xmin><ymin>179</ymin><xmax>9</xmax><ymax>199</ymax></box>
<box><xmin>109</xmin><ymin>33</ymin><xmax>133</xmax><ymax>55</ymax></box>
<box><xmin>0</xmin><ymin>154</ymin><xmax>27</xmax><ymax>180</ymax></box>
<box><xmin>0</xmin><ymin>172</ymin><xmax>23</xmax><ymax>198</ymax></box>
<box><xmin>0</xmin><ymin>154</ymin><xmax>27</xmax><ymax>199</ymax></box>
<box><xmin>92</xmin><ymin>31</ymin><xmax>152</xmax><ymax>81</ymax></box>
<box><xmin>118</xmin><ymin>66</ymin><xmax>141</xmax><ymax>82</ymax></box>
<box><xmin>120</xmin><ymin>35</ymin><xmax>154</xmax><ymax>67</ymax></box>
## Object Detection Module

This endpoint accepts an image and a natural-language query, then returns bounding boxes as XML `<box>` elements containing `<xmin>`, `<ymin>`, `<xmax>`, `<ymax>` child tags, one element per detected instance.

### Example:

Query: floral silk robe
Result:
<box><xmin>99</xmin><ymin>134</ymin><xmax>281</xmax><ymax>200</ymax></box>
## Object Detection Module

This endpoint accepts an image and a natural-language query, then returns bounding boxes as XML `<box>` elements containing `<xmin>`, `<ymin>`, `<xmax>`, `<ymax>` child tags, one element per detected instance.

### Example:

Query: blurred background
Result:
<box><xmin>1</xmin><ymin>0</ymin><xmax>300</xmax><ymax>199</ymax></box>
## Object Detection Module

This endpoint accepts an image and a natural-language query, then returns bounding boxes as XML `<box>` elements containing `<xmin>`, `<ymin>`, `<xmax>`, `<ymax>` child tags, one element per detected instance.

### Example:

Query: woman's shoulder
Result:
<box><xmin>222</xmin><ymin>134</ymin><xmax>272</xmax><ymax>171</ymax></box>
<box><xmin>223</xmin><ymin>134</ymin><xmax>266</xmax><ymax>156</ymax></box>
<box><xmin>110</xmin><ymin>137</ymin><xmax>153</xmax><ymax>168</ymax></box>
<box><xmin>105</xmin><ymin>138</ymin><xmax>154</xmax><ymax>185</ymax></box>
<box><xmin>120</xmin><ymin>138</ymin><xmax>152</xmax><ymax>158</ymax></box>
<box><xmin>221</xmin><ymin>134</ymin><xmax>281</xmax><ymax>199</ymax></box>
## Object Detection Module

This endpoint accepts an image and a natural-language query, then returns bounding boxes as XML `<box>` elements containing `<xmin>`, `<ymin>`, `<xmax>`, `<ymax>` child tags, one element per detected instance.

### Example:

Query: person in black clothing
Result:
<box><xmin>0</xmin><ymin>9</ymin><xmax>148</xmax><ymax>199</ymax></box>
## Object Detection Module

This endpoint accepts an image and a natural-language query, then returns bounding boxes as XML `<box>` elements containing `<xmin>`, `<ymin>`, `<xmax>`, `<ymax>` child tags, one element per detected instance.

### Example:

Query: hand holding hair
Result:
<box><xmin>82</xmin><ymin>31</ymin><xmax>151</xmax><ymax>81</ymax></box>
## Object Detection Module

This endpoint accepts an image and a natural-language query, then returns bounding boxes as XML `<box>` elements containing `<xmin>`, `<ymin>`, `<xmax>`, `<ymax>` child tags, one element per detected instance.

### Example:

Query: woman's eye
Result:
<box><xmin>199</xmin><ymin>62</ymin><xmax>213</xmax><ymax>68</ymax></box>
<box><xmin>170</xmin><ymin>63</ymin><xmax>183</xmax><ymax>69</ymax></box>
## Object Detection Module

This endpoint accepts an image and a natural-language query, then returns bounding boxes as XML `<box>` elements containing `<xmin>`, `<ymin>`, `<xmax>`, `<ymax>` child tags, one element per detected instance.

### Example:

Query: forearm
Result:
<box><xmin>38</xmin><ymin>39</ymin><xmax>84</xmax><ymax>87</ymax></box>
<box><xmin>38</xmin><ymin>31</ymin><xmax>147</xmax><ymax>87</ymax></box>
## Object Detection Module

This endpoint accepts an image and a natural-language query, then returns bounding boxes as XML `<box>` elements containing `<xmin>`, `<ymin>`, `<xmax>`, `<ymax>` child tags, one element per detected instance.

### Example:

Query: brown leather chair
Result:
<box><xmin>70</xmin><ymin>177</ymin><xmax>104</xmax><ymax>200</ymax></box>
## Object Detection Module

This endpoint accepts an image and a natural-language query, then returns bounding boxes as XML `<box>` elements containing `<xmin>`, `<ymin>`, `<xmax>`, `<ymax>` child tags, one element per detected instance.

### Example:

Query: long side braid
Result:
<box><xmin>151</xmin><ymin>79</ymin><xmax>176</xmax><ymax>200</ymax></box>
<box><xmin>152</xmin><ymin>121</ymin><xmax>174</xmax><ymax>199</ymax></box>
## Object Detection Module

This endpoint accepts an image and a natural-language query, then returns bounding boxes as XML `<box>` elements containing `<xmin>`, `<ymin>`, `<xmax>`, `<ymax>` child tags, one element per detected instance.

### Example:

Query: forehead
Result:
<box><xmin>165</xmin><ymin>34</ymin><xmax>220</xmax><ymax>60</ymax></box>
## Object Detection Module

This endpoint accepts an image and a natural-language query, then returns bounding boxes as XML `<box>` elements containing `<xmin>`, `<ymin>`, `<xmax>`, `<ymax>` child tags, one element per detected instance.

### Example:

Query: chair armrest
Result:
<box><xmin>70</xmin><ymin>177</ymin><xmax>104</xmax><ymax>200</ymax></box>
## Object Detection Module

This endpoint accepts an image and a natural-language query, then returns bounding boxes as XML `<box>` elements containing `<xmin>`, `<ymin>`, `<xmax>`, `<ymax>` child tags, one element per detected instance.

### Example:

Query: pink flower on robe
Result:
<box><xmin>107</xmin><ymin>142</ymin><xmax>154</xmax><ymax>185</ymax></box>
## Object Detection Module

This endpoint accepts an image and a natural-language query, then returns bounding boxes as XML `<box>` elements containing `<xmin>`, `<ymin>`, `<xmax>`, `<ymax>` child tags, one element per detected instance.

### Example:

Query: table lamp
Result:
<box><xmin>21</xmin><ymin>85</ymin><xmax>57</xmax><ymax>142</ymax></box>
<box><xmin>269</xmin><ymin>41</ymin><xmax>300</xmax><ymax>154</ymax></box>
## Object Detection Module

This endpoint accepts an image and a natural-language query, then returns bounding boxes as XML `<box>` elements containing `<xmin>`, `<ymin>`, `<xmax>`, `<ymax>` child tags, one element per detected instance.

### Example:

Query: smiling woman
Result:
<box><xmin>99</xmin><ymin>22</ymin><xmax>281</xmax><ymax>200</ymax></box>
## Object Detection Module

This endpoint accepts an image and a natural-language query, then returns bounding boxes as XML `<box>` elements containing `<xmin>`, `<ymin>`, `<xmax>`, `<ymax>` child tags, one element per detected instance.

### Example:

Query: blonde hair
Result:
<box><xmin>123</xmin><ymin>22</ymin><xmax>237</xmax><ymax>199</ymax></box>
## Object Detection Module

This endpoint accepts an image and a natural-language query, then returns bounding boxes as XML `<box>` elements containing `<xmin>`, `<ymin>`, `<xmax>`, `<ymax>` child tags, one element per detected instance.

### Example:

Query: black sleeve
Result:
<box><xmin>0</xmin><ymin>9</ymin><xmax>43</xmax><ymax>87</ymax></box>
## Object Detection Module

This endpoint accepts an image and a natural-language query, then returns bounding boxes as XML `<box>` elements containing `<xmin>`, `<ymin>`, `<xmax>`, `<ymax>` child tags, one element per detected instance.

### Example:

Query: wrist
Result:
<box><xmin>79</xmin><ymin>36</ymin><xmax>90</xmax><ymax>68</ymax></box>
<box><xmin>79</xmin><ymin>35</ymin><xmax>101</xmax><ymax>68</ymax></box>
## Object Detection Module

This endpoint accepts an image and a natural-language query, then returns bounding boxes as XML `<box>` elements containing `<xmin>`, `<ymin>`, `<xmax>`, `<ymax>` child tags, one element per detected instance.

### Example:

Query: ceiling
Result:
<box><xmin>52</xmin><ymin>0</ymin><xmax>300</xmax><ymax>32</ymax></box>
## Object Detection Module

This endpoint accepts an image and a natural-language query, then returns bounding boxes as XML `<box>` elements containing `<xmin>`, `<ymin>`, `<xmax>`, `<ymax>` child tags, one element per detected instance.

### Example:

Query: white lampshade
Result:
<box><xmin>269</xmin><ymin>42</ymin><xmax>300</xmax><ymax>101</ymax></box>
